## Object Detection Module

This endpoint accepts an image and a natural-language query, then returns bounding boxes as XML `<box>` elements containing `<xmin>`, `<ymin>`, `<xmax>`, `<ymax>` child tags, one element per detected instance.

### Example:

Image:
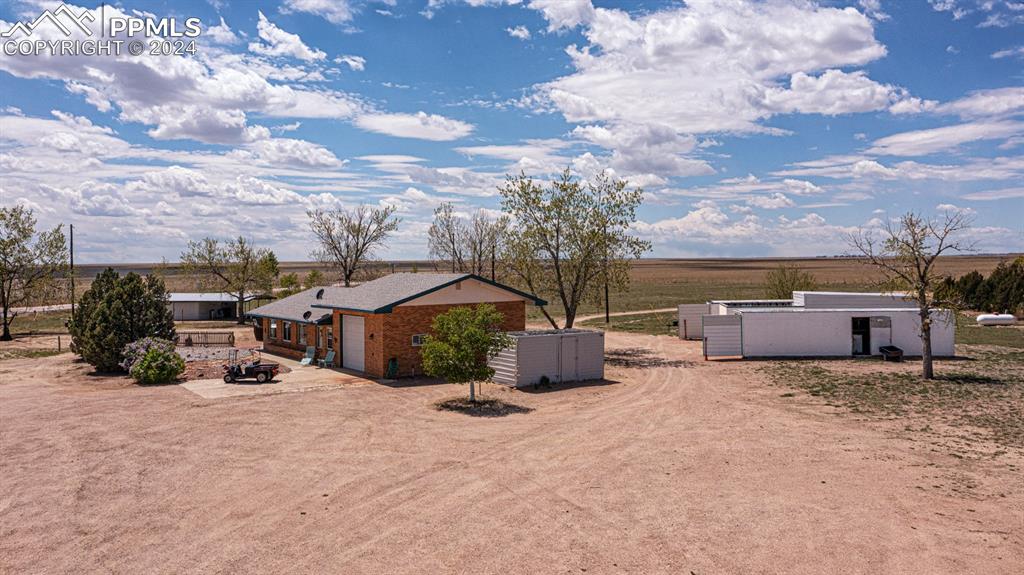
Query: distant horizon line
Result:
<box><xmin>69</xmin><ymin>253</ymin><xmax>1023</xmax><ymax>269</ymax></box>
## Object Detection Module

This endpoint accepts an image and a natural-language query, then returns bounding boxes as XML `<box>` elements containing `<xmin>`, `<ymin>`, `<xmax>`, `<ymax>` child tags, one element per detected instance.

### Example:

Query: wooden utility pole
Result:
<box><xmin>69</xmin><ymin>223</ymin><xmax>75</xmax><ymax>320</ymax></box>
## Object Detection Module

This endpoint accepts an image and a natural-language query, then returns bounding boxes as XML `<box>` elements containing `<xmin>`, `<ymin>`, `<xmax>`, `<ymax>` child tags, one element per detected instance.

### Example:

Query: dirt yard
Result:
<box><xmin>1</xmin><ymin>331</ymin><xmax>1021</xmax><ymax>574</ymax></box>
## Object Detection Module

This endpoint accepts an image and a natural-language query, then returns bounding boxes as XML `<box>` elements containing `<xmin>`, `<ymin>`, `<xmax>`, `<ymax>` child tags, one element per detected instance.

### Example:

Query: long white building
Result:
<box><xmin>679</xmin><ymin>291</ymin><xmax>955</xmax><ymax>358</ymax></box>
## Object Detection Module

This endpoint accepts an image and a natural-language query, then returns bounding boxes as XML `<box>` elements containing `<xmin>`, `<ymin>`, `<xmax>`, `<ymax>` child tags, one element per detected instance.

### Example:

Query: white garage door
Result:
<box><xmin>342</xmin><ymin>315</ymin><xmax>365</xmax><ymax>372</ymax></box>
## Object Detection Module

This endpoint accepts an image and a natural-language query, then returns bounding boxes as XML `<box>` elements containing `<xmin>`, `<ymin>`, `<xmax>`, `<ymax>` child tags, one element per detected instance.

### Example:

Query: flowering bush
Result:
<box><xmin>120</xmin><ymin>337</ymin><xmax>176</xmax><ymax>372</ymax></box>
<box><xmin>130</xmin><ymin>347</ymin><xmax>185</xmax><ymax>385</ymax></box>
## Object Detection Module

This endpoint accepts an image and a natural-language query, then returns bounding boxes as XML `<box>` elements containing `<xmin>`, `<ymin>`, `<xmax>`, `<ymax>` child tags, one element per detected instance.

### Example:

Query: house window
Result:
<box><xmin>316</xmin><ymin>327</ymin><xmax>322</xmax><ymax>349</ymax></box>
<box><xmin>411</xmin><ymin>334</ymin><xmax>427</xmax><ymax>347</ymax></box>
<box><xmin>299</xmin><ymin>325</ymin><xmax>307</xmax><ymax>345</ymax></box>
<box><xmin>282</xmin><ymin>321</ymin><xmax>292</xmax><ymax>342</ymax></box>
<box><xmin>326</xmin><ymin>328</ymin><xmax>333</xmax><ymax>349</ymax></box>
<box><xmin>269</xmin><ymin>320</ymin><xmax>277</xmax><ymax>339</ymax></box>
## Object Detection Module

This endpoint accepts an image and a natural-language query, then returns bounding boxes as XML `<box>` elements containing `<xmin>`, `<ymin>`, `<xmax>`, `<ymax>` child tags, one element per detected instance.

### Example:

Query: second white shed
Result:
<box><xmin>490</xmin><ymin>329</ymin><xmax>604</xmax><ymax>387</ymax></box>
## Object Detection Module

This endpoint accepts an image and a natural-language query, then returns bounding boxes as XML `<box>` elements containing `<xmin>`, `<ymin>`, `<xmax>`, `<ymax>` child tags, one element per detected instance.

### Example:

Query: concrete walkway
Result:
<box><xmin>182</xmin><ymin>354</ymin><xmax>374</xmax><ymax>399</ymax></box>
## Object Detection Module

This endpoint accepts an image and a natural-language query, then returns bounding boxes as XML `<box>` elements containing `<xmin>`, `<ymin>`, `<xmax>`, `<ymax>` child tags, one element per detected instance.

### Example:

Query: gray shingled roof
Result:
<box><xmin>247</xmin><ymin>273</ymin><xmax>545</xmax><ymax>323</ymax></box>
<box><xmin>245</xmin><ymin>286</ymin><xmax>343</xmax><ymax>324</ymax></box>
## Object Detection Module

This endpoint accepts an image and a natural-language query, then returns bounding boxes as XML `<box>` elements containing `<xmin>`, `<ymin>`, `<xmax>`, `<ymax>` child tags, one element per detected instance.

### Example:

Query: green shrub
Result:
<box><xmin>120</xmin><ymin>337</ymin><xmax>176</xmax><ymax>372</ymax></box>
<box><xmin>129</xmin><ymin>346</ymin><xmax>185</xmax><ymax>385</ymax></box>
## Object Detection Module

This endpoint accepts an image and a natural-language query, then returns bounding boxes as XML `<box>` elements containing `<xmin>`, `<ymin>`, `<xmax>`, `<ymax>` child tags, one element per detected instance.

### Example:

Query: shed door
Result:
<box><xmin>342</xmin><ymin>315</ymin><xmax>365</xmax><ymax>371</ymax></box>
<box><xmin>678</xmin><ymin>303</ymin><xmax>710</xmax><ymax>339</ymax></box>
<box><xmin>559</xmin><ymin>336</ymin><xmax>578</xmax><ymax>382</ymax></box>
<box><xmin>702</xmin><ymin>314</ymin><xmax>743</xmax><ymax>358</ymax></box>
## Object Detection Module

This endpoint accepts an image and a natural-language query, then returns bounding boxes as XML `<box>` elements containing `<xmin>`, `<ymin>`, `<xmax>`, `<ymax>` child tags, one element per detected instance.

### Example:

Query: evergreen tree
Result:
<box><xmin>69</xmin><ymin>269</ymin><xmax>176</xmax><ymax>372</ymax></box>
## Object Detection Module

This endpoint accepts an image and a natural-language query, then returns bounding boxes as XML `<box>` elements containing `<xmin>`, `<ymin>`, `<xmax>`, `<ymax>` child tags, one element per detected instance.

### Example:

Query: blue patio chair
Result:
<box><xmin>317</xmin><ymin>350</ymin><xmax>335</xmax><ymax>368</ymax></box>
<box><xmin>299</xmin><ymin>346</ymin><xmax>315</xmax><ymax>366</ymax></box>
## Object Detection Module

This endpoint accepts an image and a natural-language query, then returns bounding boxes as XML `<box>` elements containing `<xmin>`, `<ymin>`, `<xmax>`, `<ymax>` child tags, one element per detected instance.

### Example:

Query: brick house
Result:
<box><xmin>246</xmin><ymin>273</ymin><xmax>545</xmax><ymax>378</ymax></box>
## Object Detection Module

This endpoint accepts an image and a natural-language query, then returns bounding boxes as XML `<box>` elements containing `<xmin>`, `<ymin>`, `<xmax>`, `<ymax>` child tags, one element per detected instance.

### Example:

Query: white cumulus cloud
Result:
<box><xmin>355</xmin><ymin>111</ymin><xmax>474</xmax><ymax>141</ymax></box>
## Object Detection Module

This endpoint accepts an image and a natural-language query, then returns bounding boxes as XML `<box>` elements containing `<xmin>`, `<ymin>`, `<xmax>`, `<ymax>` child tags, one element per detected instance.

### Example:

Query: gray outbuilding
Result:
<box><xmin>168</xmin><ymin>292</ymin><xmax>262</xmax><ymax>321</ymax></box>
<box><xmin>489</xmin><ymin>329</ymin><xmax>604</xmax><ymax>387</ymax></box>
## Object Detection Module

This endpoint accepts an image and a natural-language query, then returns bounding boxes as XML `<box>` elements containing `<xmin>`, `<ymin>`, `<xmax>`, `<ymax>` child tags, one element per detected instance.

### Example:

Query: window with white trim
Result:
<box><xmin>327</xmin><ymin>328</ymin><xmax>333</xmax><ymax>349</ymax></box>
<box><xmin>411</xmin><ymin>334</ymin><xmax>427</xmax><ymax>347</ymax></box>
<box><xmin>269</xmin><ymin>320</ymin><xmax>277</xmax><ymax>339</ymax></box>
<box><xmin>282</xmin><ymin>321</ymin><xmax>292</xmax><ymax>341</ymax></box>
<box><xmin>299</xmin><ymin>325</ymin><xmax>307</xmax><ymax>345</ymax></box>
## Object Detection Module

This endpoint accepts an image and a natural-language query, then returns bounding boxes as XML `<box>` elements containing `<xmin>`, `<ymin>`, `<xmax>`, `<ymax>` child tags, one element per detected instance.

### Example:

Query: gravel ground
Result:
<box><xmin>176</xmin><ymin>346</ymin><xmax>251</xmax><ymax>362</ymax></box>
<box><xmin>1</xmin><ymin>332</ymin><xmax>1021</xmax><ymax>574</ymax></box>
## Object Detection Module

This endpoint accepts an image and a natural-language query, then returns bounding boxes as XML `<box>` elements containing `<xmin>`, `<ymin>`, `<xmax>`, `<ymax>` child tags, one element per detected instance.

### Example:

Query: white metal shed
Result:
<box><xmin>696</xmin><ymin>291</ymin><xmax>955</xmax><ymax>359</ymax></box>
<box><xmin>489</xmin><ymin>329</ymin><xmax>604</xmax><ymax>387</ymax></box>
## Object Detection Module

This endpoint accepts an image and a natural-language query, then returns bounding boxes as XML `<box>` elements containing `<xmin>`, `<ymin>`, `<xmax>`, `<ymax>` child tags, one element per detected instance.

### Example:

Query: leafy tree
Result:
<box><xmin>279</xmin><ymin>272</ymin><xmax>300</xmax><ymax>296</ymax></box>
<box><xmin>764</xmin><ymin>263</ymin><xmax>818</xmax><ymax>299</ymax></box>
<box><xmin>180</xmin><ymin>236</ymin><xmax>278</xmax><ymax>324</ymax></box>
<box><xmin>421</xmin><ymin>304</ymin><xmax>512</xmax><ymax>402</ymax></box>
<box><xmin>499</xmin><ymin>169</ymin><xmax>650</xmax><ymax>328</ymax></box>
<box><xmin>304</xmin><ymin>269</ymin><xmax>325</xmax><ymax>289</ymax></box>
<box><xmin>68</xmin><ymin>269</ymin><xmax>176</xmax><ymax>372</ymax></box>
<box><xmin>0</xmin><ymin>205</ymin><xmax>68</xmax><ymax>340</ymax></box>
<box><xmin>308</xmin><ymin>205</ymin><xmax>401</xmax><ymax>286</ymax></box>
<box><xmin>263</xmin><ymin>251</ymin><xmax>280</xmax><ymax>278</ymax></box>
<box><xmin>849</xmin><ymin>211</ymin><xmax>972</xmax><ymax>379</ymax></box>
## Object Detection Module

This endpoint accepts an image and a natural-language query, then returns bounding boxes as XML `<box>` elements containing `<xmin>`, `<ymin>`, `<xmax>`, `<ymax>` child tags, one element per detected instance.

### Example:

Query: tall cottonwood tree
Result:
<box><xmin>0</xmin><ymin>206</ymin><xmax>68</xmax><ymax>340</ymax></box>
<box><xmin>500</xmin><ymin>169</ymin><xmax>650</xmax><ymax>328</ymax></box>
<box><xmin>428</xmin><ymin>203</ymin><xmax>508</xmax><ymax>277</ymax></box>
<box><xmin>849</xmin><ymin>211</ymin><xmax>973</xmax><ymax>379</ymax></box>
<box><xmin>428</xmin><ymin>203</ymin><xmax>466</xmax><ymax>273</ymax></box>
<box><xmin>308</xmin><ymin>205</ymin><xmax>400</xmax><ymax>286</ymax></box>
<box><xmin>180</xmin><ymin>237</ymin><xmax>278</xmax><ymax>323</ymax></box>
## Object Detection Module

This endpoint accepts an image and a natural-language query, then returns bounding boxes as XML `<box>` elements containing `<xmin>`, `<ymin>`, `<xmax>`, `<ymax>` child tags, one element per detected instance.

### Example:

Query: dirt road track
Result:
<box><xmin>0</xmin><ymin>332</ymin><xmax>1020</xmax><ymax>573</ymax></box>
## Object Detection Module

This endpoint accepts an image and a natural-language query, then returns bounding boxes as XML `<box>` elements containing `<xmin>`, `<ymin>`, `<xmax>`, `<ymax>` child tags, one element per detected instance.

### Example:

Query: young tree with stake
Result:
<box><xmin>180</xmin><ymin>237</ymin><xmax>278</xmax><ymax>324</ymax></box>
<box><xmin>421</xmin><ymin>304</ymin><xmax>511</xmax><ymax>403</ymax></box>
<box><xmin>308</xmin><ymin>205</ymin><xmax>400</xmax><ymax>286</ymax></box>
<box><xmin>849</xmin><ymin>211</ymin><xmax>973</xmax><ymax>379</ymax></box>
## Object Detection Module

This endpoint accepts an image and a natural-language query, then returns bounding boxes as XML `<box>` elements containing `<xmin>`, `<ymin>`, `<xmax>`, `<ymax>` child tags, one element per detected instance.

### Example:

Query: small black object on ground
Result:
<box><xmin>879</xmin><ymin>345</ymin><xmax>904</xmax><ymax>362</ymax></box>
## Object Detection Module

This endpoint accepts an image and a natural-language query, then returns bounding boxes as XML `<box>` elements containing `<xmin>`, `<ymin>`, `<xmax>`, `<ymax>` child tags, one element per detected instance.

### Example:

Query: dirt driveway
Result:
<box><xmin>1</xmin><ymin>332</ymin><xmax>1020</xmax><ymax>574</ymax></box>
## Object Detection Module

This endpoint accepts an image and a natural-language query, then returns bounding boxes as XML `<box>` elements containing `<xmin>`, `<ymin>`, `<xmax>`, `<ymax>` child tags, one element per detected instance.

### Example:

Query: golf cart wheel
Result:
<box><xmin>223</xmin><ymin>374</ymin><xmax>234</xmax><ymax>383</ymax></box>
<box><xmin>256</xmin><ymin>372</ymin><xmax>269</xmax><ymax>383</ymax></box>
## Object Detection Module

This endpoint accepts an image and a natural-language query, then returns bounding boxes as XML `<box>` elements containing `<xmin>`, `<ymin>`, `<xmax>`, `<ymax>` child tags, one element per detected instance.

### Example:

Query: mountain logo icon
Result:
<box><xmin>1</xmin><ymin>4</ymin><xmax>96</xmax><ymax>38</ymax></box>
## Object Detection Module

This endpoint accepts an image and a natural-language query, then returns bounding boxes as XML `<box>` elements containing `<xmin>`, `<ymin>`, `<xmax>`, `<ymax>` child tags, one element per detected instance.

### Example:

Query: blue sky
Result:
<box><xmin>1</xmin><ymin>0</ymin><xmax>1022</xmax><ymax>263</ymax></box>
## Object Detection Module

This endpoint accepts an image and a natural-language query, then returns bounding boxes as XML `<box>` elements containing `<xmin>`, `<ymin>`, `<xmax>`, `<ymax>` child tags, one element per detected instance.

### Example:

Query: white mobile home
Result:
<box><xmin>693</xmin><ymin>291</ymin><xmax>954</xmax><ymax>358</ymax></box>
